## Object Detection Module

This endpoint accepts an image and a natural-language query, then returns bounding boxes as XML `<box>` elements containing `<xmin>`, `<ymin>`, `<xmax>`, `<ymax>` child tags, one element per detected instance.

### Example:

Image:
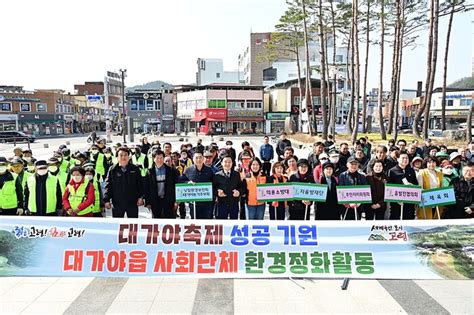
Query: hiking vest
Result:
<box><xmin>245</xmin><ymin>174</ymin><xmax>267</xmax><ymax>206</ymax></box>
<box><xmin>0</xmin><ymin>173</ymin><xmax>18</xmax><ymax>209</ymax></box>
<box><xmin>67</xmin><ymin>179</ymin><xmax>94</xmax><ymax>216</ymax></box>
<box><xmin>27</xmin><ymin>175</ymin><xmax>58</xmax><ymax>214</ymax></box>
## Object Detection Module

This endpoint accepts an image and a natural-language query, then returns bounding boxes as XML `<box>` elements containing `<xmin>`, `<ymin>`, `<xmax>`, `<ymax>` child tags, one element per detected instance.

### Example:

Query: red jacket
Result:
<box><xmin>62</xmin><ymin>179</ymin><xmax>95</xmax><ymax>215</ymax></box>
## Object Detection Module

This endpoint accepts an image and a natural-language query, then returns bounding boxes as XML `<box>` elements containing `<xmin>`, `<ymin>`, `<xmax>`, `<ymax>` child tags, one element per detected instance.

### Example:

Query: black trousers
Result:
<box><xmin>262</xmin><ymin>161</ymin><xmax>271</xmax><ymax>176</ymax></box>
<box><xmin>151</xmin><ymin>198</ymin><xmax>175</xmax><ymax>219</ymax></box>
<box><xmin>112</xmin><ymin>205</ymin><xmax>139</xmax><ymax>218</ymax></box>
<box><xmin>389</xmin><ymin>203</ymin><xmax>415</xmax><ymax>220</ymax></box>
<box><xmin>365</xmin><ymin>206</ymin><xmax>386</xmax><ymax>220</ymax></box>
<box><xmin>0</xmin><ymin>208</ymin><xmax>17</xmax><ymax>215</ymax></box>
<box><xmin>269</xmin><ymin>204</ymin><xmax>286</xmax><ymax>220</ymax></box>
<box><xmin>289</xmin><ymin>204</ymin><xmax>311</xmax><ymax>220</ymax></box>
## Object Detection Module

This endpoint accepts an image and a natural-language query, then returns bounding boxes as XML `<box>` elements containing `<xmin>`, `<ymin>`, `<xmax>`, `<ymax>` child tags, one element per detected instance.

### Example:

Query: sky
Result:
<box><xmin>0</xmin><ymin>0</ymin><xmax>472</xmax><ymax>93</ymax></box>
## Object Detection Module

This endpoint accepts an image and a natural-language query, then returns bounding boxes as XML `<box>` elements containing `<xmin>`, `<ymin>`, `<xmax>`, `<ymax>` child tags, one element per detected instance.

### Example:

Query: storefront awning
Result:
<box><xmin>192</xmin><ymin>117</ymin><xmax>205</xmax><ymax>122</ymax></box>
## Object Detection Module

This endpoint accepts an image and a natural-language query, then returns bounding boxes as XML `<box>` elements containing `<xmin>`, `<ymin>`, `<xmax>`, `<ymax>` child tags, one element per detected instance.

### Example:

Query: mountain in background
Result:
<box><xmin>126</xmin><ymin>80</ymin><xmax>174</xmax><ymax>92</ymax></box>
<box><xmin>448</xmin><ymin>77</ymin><xmax>474</xmax><ymax>89</ymax></box>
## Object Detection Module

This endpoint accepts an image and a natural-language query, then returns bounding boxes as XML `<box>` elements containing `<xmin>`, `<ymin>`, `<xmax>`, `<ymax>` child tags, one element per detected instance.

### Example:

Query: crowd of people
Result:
<box><xmin>1</xmin><ymin>133</ymin><xmax>473</xmax><ymax>220</ymax></box>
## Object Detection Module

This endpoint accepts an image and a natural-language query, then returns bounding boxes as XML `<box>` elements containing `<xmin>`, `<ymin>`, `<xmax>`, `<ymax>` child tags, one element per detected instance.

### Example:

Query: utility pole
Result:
<box><xmin>104</xmin><ymin>76</ymin><xmax>112</xmax><ymax>143</ymax></box>
<box><xmin>119</xmin><ymin>69</ymin><xmax>127</xmax><ymax>143</ymax></box>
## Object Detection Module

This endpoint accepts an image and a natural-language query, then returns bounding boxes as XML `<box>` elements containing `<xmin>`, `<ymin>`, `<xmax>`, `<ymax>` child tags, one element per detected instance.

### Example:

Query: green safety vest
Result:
<box><xmin>27</xmin><ymin>175</ymin><xmax>58</xmax><ymax>214</ymax></box>
<box><xmin>67</xmin><ymin>179</ymin><xmax>94</xmax><ymax>216</ymax></box>
<box><xmin>0</xmin><ymin>173</ymin><xmax>18</xmax><ymax>209</ymax></box>
<box><xmin>19</xmin><ymin>171</ymin><xmax>32</xmax><ymax>190</ymax></box>
<box><xmin>132</xmin><ymin>154</ymin><xmax>148</xmax><ymax>177</ymax></box>
<box><xmin>59</xmin><ymin>159</ymin><xmax>70</xmax><ymax>174</ymax></box>
<box><xmin>55</xmin><ymin>171</ymin><xmax>68</xmax><ymax>195</ymax></box>
<box><xmin>94</xmin><ymin>153</ymin><xmax>106</xmax><ymax>177</ymax></box>
<box><xmin>92</xmin><ymin>180</ymin><xmax>101</xmax><ymax>213</ymax></box>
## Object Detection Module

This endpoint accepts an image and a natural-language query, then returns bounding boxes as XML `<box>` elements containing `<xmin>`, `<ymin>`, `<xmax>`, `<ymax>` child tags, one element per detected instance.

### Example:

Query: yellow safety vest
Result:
<box><xmin>0</xmin><ymin>173</ymin><xmax>18</xmax><ymax>209</ymax></box>
<box><xmin>27</xmin><ymin>175</ymin><xmax>58</xmax><ymax>214</ymax></box>
<box><xmin>67</xmin><ymin>179</ymin><xmax>94</xmax><ymax>216</ymax></box>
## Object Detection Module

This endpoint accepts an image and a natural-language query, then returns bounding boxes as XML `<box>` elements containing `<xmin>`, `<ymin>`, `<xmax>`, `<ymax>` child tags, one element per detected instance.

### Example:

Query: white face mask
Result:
<box><xmin>27</xmin><ymin>165</ymin><xmax>35</xmax><ymax>172</ymax></box>
<box><xmin>85</xmin><ymin>174</ymin><xmax>93</xmax><ymax>181</ymax></box>
<box><xmin>48</xmin><ymin>166</ymin><xmax>58</xmax><ymax>173</ymax></box>
<box><xmin>73</xmin><ymin>175</ymin><xmax>83</xmax><ymax>183</ymax></box>
<box><xmin>105</xmin><ymin>153</ymin><xmax>111</xmax><ymax>158</ymax></box>
<box><xmin>75</xmin><ymin>160</ymin><xmax>81</xmax><ymax>166</ymax></box>
<box><xmin>442</xmin><ymin>168</ymin><xmax>453</xmax><ymax>176</ymax></box>
<box><xmin>329</xmin><ymin>157</ymin><xmax>339</xmax><ymax>164</ymax></box>
<box><xmin>0</xmin><ymin>166</ymin><xmax>7</xmax><ymax>173</ymax></box>
<box><xmin>37</xmin><ymin>169</ymin><xmax>48</xmax><ymax>176</ymax></box>
<box><xmin>24</xmin><ymin>157</ymin><xmax>32</xmax><ymax>162</ymax></box>
<box><xmin>57</xmin><ymin>157</ymin><xmax>63</xmax><ymax>162</ymax></box>
<box><xmin>90</xmin><ymin>150</ymin><xmax>98</xmax><ymax>155</ymax></box>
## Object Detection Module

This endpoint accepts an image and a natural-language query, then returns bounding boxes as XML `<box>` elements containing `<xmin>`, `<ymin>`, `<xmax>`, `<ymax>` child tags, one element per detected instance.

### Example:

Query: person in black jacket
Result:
<box><xmin>181</xmin><ymin>150</ymin><xmax>215</xmax><ymax>219</ymax></box>
<box><xmin>387</xmin><ymin>152</ymin><xmax>418</xmax><ymax>220</ymax></box>
<box><xmin>444</xmin><ymin>164</ymin><xmax>474</xmax><ymax>219</ymax></box>
<box><xmin>145</xmin><ymin>149</ymin><xmax>179</xmax><ymax>219</ymax></box>
<box><xmin>104</xmin><ymin>147</ymin><xmax>144</xmax><ymax>218</ymax></box>
<box><xmin>276</xmin><ymin>132</ymin><xmax>292</xmax><ymax>161</ymax></box>
<box><xmin>316</xmin><ymin>163</ymin><xmax>341</xmax><ymax>220</ymax></box>
<box><xmin>366</xmin><ymin>160</ymin><xmax>388</xmax><ymax>220</ymax></box>
<box><xmin>213</xmin><ymin>155</ymin><xmax>243</xmax><ymax>219</ymax></box>
<box><xmin>288</xmin><ymin>159</ymin><xmax>314</xmax><ymax>220</ymax></box>
<box><xmin>338</xmin><ymin>157</ymin><xmax>368</xmax><ymax>220</ymax></box>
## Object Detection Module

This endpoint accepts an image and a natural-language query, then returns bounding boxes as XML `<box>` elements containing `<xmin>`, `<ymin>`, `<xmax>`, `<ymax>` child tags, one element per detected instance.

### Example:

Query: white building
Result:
<box><xmin>196</xmin><ymin>58</ymin><xmax>240</xmax><ymax>86</ymax></box>
<box><xmin>429</xmin><ymin>88</ymin><xmax>473</xmax><ymax>129</ymax></box>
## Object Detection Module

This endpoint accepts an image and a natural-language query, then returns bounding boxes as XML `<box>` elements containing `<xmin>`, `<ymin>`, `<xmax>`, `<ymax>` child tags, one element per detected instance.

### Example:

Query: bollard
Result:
<box><xmin>219</xmin><ymin>137</ymin><xmax>224</xmax><ymax>142</ymax></box>
<box><xmin>44</xmin><ymin>143</ymin><xmax>49</xmax><ymax>148</ymax></box>
<box><xmin>66</xmin><ymin>141</ymin><xmax>70</xmax><ymax>145</ymax></box>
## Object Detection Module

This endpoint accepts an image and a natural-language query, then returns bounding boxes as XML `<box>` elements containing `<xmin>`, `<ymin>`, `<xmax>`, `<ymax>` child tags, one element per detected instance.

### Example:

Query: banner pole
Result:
<box><xmin>193</xmin><ymin>201</ymin><xmax>196</xmax><ymax>220</ymax></box>
<box><xmin>353</xmin><ymin>205</ymin><xmax>357</xmax><ymax>221</ymax></box>
<box><xmin>304</xmin><ymin>204</ymin><xmax>309</xmax><ymax>221</ymax></box>
<box><xmin>436</xmin><ymin>206</ymin><xmax>441</xmax><ymax>220</ymax></box>
<box><xmin>400</xmin><ymin>203</ymin><xmax>404</xmax><ymax>221</ymax></box>
<box><xmin>341</xmin><ymin>278</ymin><xmax>350</xmax><ymax>290</ymax></box>
<box><xmin>423</xmin><ymin>207</ymin><xmax>427</xmax><ymax>220</ymax></box>
<box><xmin>275</xmin><ymin>204</ymin><xmax>278</xmax><ymax>221</ymax></box>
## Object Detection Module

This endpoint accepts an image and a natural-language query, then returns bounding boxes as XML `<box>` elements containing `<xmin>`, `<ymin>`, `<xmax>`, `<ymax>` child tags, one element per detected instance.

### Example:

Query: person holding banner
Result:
<box><xmin>242</xmin><ymin>158</ymin><xmax>267</xmax><ymax>220</ymax></box>
<box><xmin>416</xmin><ymin>156</ymin><xmax>443</xmax><ymax>219</ymax></box>
<box><xmin>62</xmin><ymin>166</ymin><xmax>95</xmax><ymax>217</ymax></box>
<box><xmin>267</xmin><ymin>162</ymin><xmax>288</xmax><ymax>220</ymax></box>
<box><xmin>338</xmin><ymin>156</ymin><xmax>367</xmax><ymax>220</ymax></box>
<box><xmin>366</xmin><ymin>160</ymin><xmax>387</xmax><ymax>220</ymax></box>
<box><xmin>145</xmin><ymin>149</ymin><xmax>179</xmax><ymax>219</ymax></box>
<box><xmin>24</xmin><ymin>160</ymin><xmax>63</xmax><ymax>216</ymax></box>
<box><xmin>285</xmin><ymin>155</ymin><xmax>299</xmax><ymax>178</ymax></box>
<box><xmin>213</xmin><ymin>155</ymin><xmax>243</xmax><ymax>220</ymax></box>
<box><xmin>387</xmin><ymin>152</ymin><xmax>418</xmax><ymax>220</ymax></box>
<box><xmin>445</xmin><ymin>164</ymin><xmax>474</xmax><ymax>219</ymax></box>
<box><xmin>104</xmin><ymin>147</ymin><xmax>144</xmax><ymax>218</ymax></box>
<box><xmin>288</xmin><ymin>159</ymin><xmax>313</xmax><ymax>220</ymax></box>
<box><xmin>181</xmin><ymin>150</ymin><xmax>215</xmax><ymax>219</ymax></box>
<box><xmin>316</xmin><ymin>162</ymin><xmax>340</xmax><ymax>220</ymax></box>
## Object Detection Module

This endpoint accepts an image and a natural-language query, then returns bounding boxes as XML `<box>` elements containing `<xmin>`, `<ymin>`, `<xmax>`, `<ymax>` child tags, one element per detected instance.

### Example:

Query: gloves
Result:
<box><xmin>16</xmin><ymin>208</ymin><xmax>24</xmax><ymax>216</ymax></box>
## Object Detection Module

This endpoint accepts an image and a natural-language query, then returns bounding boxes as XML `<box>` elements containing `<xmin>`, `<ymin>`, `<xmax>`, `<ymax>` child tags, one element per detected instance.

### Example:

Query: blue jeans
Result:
<box><xmin>246</xmin><ymin>204</ymin><xmax>265</xmax><ymax>220</ymax></box>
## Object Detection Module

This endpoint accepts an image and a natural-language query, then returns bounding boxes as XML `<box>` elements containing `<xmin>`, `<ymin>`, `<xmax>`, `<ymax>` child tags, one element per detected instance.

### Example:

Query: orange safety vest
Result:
<box><xmin>245</xmin><ymin>174</ymin><xmax>267</xmax><ymax>206</ymax></box>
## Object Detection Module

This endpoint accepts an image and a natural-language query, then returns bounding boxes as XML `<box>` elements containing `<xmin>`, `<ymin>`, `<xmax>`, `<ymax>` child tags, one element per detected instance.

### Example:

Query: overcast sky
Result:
<box><xmin>0</xmin><ymin>0</ymin><xmax>472</xmax><ymax>93</ymax></box>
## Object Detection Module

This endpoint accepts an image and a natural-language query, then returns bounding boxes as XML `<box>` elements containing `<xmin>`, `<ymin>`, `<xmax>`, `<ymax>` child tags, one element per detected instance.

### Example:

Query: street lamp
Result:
<box><xmin>119</xmin><ymin>69</ymin><xmax>127</xmax><ymax>143</ymax></box>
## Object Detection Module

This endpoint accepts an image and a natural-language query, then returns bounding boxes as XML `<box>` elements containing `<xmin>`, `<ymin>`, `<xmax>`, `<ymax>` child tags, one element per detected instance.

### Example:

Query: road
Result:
<box><xmin>0</xmin><ymin>134</ymin><xmax>472</xmax><ymax>314</ymax></box>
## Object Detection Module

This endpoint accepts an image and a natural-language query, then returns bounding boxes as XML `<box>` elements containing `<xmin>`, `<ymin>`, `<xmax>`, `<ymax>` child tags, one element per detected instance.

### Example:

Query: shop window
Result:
<box><xmin>208</xmin><ymin>99</ymin><xmax>226</xmax><ymax>108</ymax></box>
<box><xmin>138</xmin><ymin>99</ymin><xmax>145</xmax><ymax>110</ymax></box>
<box><xmin>154</xmin><ymin>100</ymin><xmax>161</xmax><ymax>111</ymax></box>
<box><xmin>446</xmin><ymin>99</ymin><xmax>453</xmax><ymax>106</ymax></box>
<box><xmin>0</xmin><ymin>102</ymin><xmax>11</xmax><ymax>111</ymax></box>
<box><xmin>20</xmin><ymin>103</ymin><xmax>31</xmax><ymax>112</ymax></box>
<box><xmin>36</xmin><ymin>103</ymin><xmax>47</xmax><ymax>112</ymax></box>
<box><xmin>460</xmin><ymin>99</ymin><xmax>472</xmax><ymax>106</ymax></box>
<box><xmin>294</xmin><ymin>96</ymin><xmax>301</xmax><ymax>105</ymax></box>
<box><xmin>146</xmin><ymin>99</ymin><xmax>154</xmax><ymax>111</ymax></box>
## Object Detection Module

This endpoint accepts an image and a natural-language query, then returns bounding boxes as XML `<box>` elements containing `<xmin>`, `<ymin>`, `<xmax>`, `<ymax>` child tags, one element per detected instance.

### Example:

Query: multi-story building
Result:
<box><xmin>196</xmin><ymin>58</ymin><xmax>240</xmax><ymax>86</ymax></box>
<box><xmin>176</xmin><ymin>84</ymin><xmax>264</xmax><ymax>135</ymax></box>
<box><xmin>0</xmin><ymin>86</ymin><xmax>73</xmax><ymax>136</ymax></box>
<box><xmin>126</xmin><ymin>89</ymin><xmax>174</xmax><ymax>134</ymax></box>
<box><xmin>429</xmin><ymin>88</ymin><xmax>473</xmax><ymax>129</ymax></box>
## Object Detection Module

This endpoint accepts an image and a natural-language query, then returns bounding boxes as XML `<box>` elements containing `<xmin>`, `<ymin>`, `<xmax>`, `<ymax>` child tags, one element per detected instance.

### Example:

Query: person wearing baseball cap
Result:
<box><xmin>288</xmin><ymin>158</ymin><xmax>314</xmax><ymax>220</ymax></box>
<box><xmin>0</xmin><ymin>156</ymin><xmax>24</xmax><ymax>216</ymax></box>
<box><xmin>48</xmin><ymin>157</ymin><xmax>68</xmax><ymax>195</ymax></box>
<box><xmin>24</xmin><ymin>160</ymin><xmax>63</xmax><ymax>216</ymax></box>
<box><xmin>338</xmin><ymin>156</ymin><xmax>368</xmax><ymax>220</ymax></box>
<box><xmin>449</xmin><ymin>151</ymin><xmax>463</xmax><ymax>177</ymax></box>
<box><xmin>9</xmin><ymin>157</ymin><xmax>31</xmax><ymax>190</ymax></box>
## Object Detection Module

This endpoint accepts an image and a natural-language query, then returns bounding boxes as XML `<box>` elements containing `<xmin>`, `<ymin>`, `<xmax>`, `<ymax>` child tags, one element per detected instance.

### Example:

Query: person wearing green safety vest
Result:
<box><xmin>89</xmin><ymin>144</ymin><xmax>108</xmax><ymax>181</ymax></box>
<box><xmin>62</xmin><ymin>166</ymin><xmax>95</xmax><ymax>217</ymax></box>
<box><xmin>47</xmin><ymin>157</ymin><xmax>68</xmax><ymax>195</ymax></box>
<box><xmin>26</xmin><ymin>158</ymin><xmax>37</xmax><ymax>174</ymax></box>
<box><xmin>9</xmin><ymin>156</ymin><xmax>31</xmax><ymax>190</ymax></box>
<box><xmin>24</xmin><ymin>160</ymin><xmax>63</xmax><ymax>216</ymax></box>
<box><xmin>84</xmin><ymin>166</ymin><xmax>105</xmax><ymax>217</ymax></box>
<box><xmin>54</xmin><ymin>150</ymin><xmax>70</xmax><ymax>174</ymax></box>
<box><xmin>61</xmin><ymin>148</ymin><xmax>77</xmax><ymax>170</ymax></box>
<box><xmin>0</xmin><ymin>157</ymin><xmax>24</xmax><ymax>215</ymax></box>
<box><xmin>132</xmin><ymin>146</ymin><xmax>149</xmax><ymax>177</ymax></box>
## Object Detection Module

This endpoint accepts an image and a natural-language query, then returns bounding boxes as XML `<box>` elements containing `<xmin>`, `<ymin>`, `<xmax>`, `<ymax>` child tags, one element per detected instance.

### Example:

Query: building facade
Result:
<box><xmin>176</xmin><ymin>84</ymin><xmax>264</xmax><ymax>135</ymax></box>
<box><xmin>429</xmin><ymin>88</ymin><xmax>473</xmax><ymax>129</ymax></box>
<box><xmin>196</xmin><ymin>58</ymin><xmax>240</xmax><ymax>86</ymax></box>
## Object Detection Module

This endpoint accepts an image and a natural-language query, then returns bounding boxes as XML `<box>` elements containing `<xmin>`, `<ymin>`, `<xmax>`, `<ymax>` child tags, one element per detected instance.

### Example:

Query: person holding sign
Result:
<box><xmin>416</xmin><ymin>156</ymin><xmax>443</xmax><ymax>219</ymax></box>
<box><xmin>288</xmin><ymin>159</ymin><xmax>314</xmax><ymax>220</ymax></box>
<box><xmin>267</xmin><ymin>162</ymin><xmax>288</xmax><ymax>220</ymax></box>
<box><xmin>387</xmin><ymin>152</ymin><xmax>418</xmax><ymax>220</ymax></box>
<box><xmin>145</xmin><ymin>149</ymin><xmax>179</xmax><ymax>219</ymax></box>
<box><xmin>316</xmin><ymin>162</ymin><xmax>340</xmax><ymax>220</ymax></box>
<box><xmin>242</xmin><ymin>158</ymin><xmax>267</xmax><ymax>220</ymax></box>
<box><xmin>338</xmin><ymin>157</ymin><xmax>367</xmax><ymax>220</ymax></box>
<box><xmin>366</xmin><ymin>160</ymin><xmax>387</xmax><ymax>220</ymax></box>
<box><xmin>213</xmin><ymin>155</ymin><xmax>243</xmax><ymax>220</ymax></box>
<box><xmin>181</xmin><ymin>150</ymin><xmax>215</xmax><ymax>219</ymax></box>
<box><xmin>445</xmin><ymin>164</ymin><xmax>474</xmax><ymax>219</ymax></box>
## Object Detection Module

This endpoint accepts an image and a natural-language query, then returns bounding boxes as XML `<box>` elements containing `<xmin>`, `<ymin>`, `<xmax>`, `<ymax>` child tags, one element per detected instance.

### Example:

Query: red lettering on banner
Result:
<box><xmin>128</xmin><ymin>250</ymin><xmax>148</xmax><ymax>273</ymax></box>
<box><xmin>118</xmin><ymin>224</ymin><xmax>138</xmax><ymax>244</ymax></box>
<box><xmin>218</xmin><ymin>251</ymin><xmax>238</xmax><ymax>273</ymax></box>
<box><xmin>184</xmin><ymin>224</ymin><xmax>201</xmax><ymax>245</ymax></box>
<box><xmin>204</xmin><ymin>224</ymin><xmax>223</xmax><ymax>245</ymax></box>
<box><xmin>86</xmin><ymin>250</ymin><xmax>106</xmax><ymax>272</ymax></box>
<box><xmin>153</xmin><ymin>251</ymin><xmax>173</xmax><ymax>272</ymax></box>
<box><xmin>161</xmin><ymin>224</ymin><xmax>181</xmax><ymax>245</ymax></box>
<box><xmin>141</xmin><ymin>224</ymin><xmax>160</xmax><ymax>244</ymax></box>
<box><xmin>197</xmin><ymin>252</ymin><xmax>217</xmax><ymax>273</ymax></box>
<box><xmin>63</xmin><ymin>250</ymin><xmax>84</xmax><ymax>271</ymax></box>
<box><xmin>107</xmin><ymin>250</ymin><xmax>127</xmax><ymax>272</ymax></box>
<box><xmin>175</xmin><ymin>250</ymin><xmax>195</xmax><ymax>273</ymax></box>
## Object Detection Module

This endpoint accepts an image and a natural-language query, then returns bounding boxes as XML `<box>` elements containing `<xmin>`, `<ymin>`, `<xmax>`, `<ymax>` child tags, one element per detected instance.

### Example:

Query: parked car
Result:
<box><xmin>428</xmin><ymin>129</ymin><xmax>444</xmax><ymax>137</ymax></box>
<box><xmin>0</xmin><ymin>131</ymin><xmax>36</xmax><ymax>143</ymax></box>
